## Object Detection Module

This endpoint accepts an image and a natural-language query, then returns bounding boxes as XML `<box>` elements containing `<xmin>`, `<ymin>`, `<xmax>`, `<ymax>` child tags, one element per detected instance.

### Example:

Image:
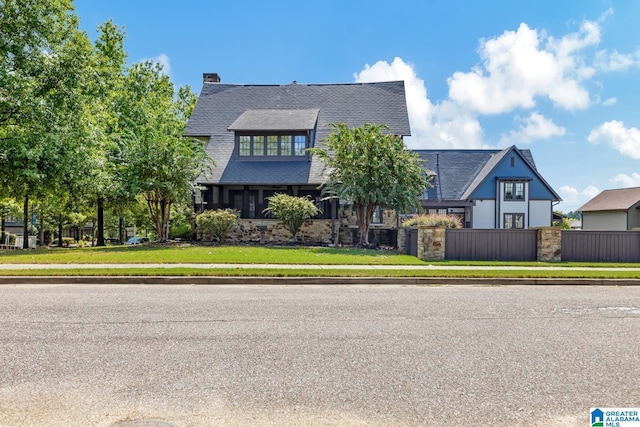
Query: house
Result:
<box><xmin>185</xmin><ymin>73</ymin><xmax>410</xmax><ymax>244</ymax></box>
<box><xmin>578</xmin><ymin>187</ymin><xmax>640</xmax><ymax>230</ymax></box>
<box><xmin>413</xmin><ymin>147</ymin><xmax>561</xmax><ymax>229</ymax></box>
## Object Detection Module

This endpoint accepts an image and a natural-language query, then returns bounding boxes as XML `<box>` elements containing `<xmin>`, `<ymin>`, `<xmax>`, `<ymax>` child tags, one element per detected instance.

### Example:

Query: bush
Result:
<box><xmin>50</xmin><ymin>237</ymin><xmax>76</xmax><ymax>247</ymax></box>
<box><xmin>402</xmin><ymin>213</ymin><xmax>462</xmax><ymax>229</ymax></box>
<box><xmin>169</xmin><ymin>222</ymin><xmax>196</xmax><ymax>240</ymax></box>
<box><xmin>263</xmin><ymin>193</ymin><xmax>320</xmax><ymax>241</ymax></box>
<box><xmin>196</xmin><ymin>209</ymin><xmax>239</xmax><ymax>243</ymax></box>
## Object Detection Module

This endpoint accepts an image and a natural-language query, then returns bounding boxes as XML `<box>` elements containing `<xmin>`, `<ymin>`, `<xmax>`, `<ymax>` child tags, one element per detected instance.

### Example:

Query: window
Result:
<box><xmin>280</xmin><ymin>135</ymin><xmax>292</xmax><ymax>156</ymax></box>
<box><xmin>252</xmin><ymin>135</ymin><xmax>264</xmax><ymax>156</ymax></box>
<box><xmin>504</xmin><ymin>181</ymin><xmax>525</xmax><ymax>200</ymax></box>
<box><xmin>267</xmin><ymin>136</ymin><xmax>278</xmax><ymax>156</ymax></box>
<box><xmin>239</xmin><ymin>136</ymin><xmax>251</xmax><ymax>156</ymax></box>
<box><xmin>372</xmin><ymin>206</ymin><xmax>383</xmax><ymax>224</ymax></box>
<box><xmin>504</xmin><ymin>213</ymin><xmax>524</xmax><ymax>229</ymax></box>
<box><xmin>294</xmin><ymin>135</ymin><xmax>307</xmax><ymax>156</ymax></box>
<box><xmin>236</xmin><ymin>133</ymin><xmax>307</xmax><ymax>158</ymax></box>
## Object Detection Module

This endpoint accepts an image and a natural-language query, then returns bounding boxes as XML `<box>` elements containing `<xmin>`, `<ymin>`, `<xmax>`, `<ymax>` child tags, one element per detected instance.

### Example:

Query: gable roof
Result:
<box><xmin>413</xmin><ymin>146</ymin><xmax>560</xmax><ymax>201</ymax></box>
<box><xmin>578</xmin><ymin>187</ymin><xmax>640</xmax><ymax>212</ymax></box>
<box><xmin>186</xmin><ymin>80</ymin><xmax>410</xmax><ymax>185</ymax></box>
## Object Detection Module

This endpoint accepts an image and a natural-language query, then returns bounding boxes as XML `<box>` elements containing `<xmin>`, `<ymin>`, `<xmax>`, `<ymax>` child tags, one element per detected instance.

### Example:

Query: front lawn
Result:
<box><xmin>0</xmin><ymin>244</ymin><xmax>424</xmax><ymax>265</ymax></box>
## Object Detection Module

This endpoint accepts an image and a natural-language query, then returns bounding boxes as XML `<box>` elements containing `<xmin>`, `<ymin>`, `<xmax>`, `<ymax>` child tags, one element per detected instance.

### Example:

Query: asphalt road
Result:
<box><xmin>0</xmin><ymin>284</ymin><xmax>639</xmax><ymax>427</ymax></box>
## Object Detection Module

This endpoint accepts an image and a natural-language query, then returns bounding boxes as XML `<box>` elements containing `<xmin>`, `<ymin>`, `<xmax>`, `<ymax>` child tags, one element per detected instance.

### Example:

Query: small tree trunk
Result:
<box><xmin>1</xmin><ymin>216</ymin><xmax>5</xmax><ymax>244</ymax></box>
<box><xmin>58</xmin><ymin>219</ymin><xmax>63</xmax><ymax>248</ymax></box>
<box><xmin>96</xmin><ymin>197</ymin><xmax>105</xmax><ymax>246</ymax></box>
<box><xmin>22</xmin><ymin>195</ymin><xmax>29</xmax><ymax>249</ymax></box>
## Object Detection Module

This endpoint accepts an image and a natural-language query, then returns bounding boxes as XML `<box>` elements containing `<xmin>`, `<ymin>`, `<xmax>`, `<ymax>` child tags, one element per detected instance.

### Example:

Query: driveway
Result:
<box><xmin>0</xmin><ymin>284</ymin><xmax>638</xmax><ymax>426</ymax></box>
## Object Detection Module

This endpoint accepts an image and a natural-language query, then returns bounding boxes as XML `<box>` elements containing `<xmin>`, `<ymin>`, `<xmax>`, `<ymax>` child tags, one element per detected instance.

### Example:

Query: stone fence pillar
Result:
<box><xmin>417</xmin><ymin>226</ymin><xmax>446</xmax><ymax>261</ymax></box>
<box><xmin>534</xmin><ymin>226</ymin><xmax>562</xmax><ymax>262</ymax></box>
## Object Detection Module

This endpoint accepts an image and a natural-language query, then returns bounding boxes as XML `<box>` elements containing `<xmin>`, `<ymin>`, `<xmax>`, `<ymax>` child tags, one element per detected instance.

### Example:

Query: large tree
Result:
<box><xmin>116</xmin><ymin>61</ymin><xmax>207</xmax><ymax>241</ymax></box>
<box><xmin>84</xmin><ymin>20</ymin><xmax>128</xmax><ymax>246</ymax></box>
<box><xmin>311</xmin><ymin>123</ymin><xmax>429</xmax><ymax>246</ymax></box>
<box><xmin>0</xmin><ymin>0</ymin><xmax>92</xmax><ymax>247</ymax></box>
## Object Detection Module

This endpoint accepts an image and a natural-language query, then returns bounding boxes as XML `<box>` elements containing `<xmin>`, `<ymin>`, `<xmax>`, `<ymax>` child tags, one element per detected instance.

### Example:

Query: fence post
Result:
<box><xmin>417</xmin><ymin>226</ymin><xmax>446</xmax><ymax>261</ymax></box>
<box><xmin>533</xmin><ymin>226</ymin><xmax>562</xmax><ymax>262</ymax></box>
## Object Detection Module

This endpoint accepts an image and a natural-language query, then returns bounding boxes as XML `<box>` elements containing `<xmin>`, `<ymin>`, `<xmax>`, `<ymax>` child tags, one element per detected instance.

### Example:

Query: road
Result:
<box><xmin>0</xmin><ymin>284</ymin><xmax>639</xmax><ymax>426</ymax></box>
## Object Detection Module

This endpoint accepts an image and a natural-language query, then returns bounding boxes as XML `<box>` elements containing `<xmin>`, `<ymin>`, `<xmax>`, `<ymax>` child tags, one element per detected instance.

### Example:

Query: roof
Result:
<box><xmin>412</xmin><ymin>146</ymin><xmax>559</xmax><ymax>201</ymax></box>
<box><xmin>578</xmin><ymin>187</ymin><xmax>640</xmax><ymax>212</ymax></box>
<box><xmin>228</xmin><ymin>109</ymin><xmax>319</xmax><ymax>131</ymax></box>
<box><xmin>186</xmin><ymin>80</ymin><xmax>410</xmax><ymax>185</ymax></box>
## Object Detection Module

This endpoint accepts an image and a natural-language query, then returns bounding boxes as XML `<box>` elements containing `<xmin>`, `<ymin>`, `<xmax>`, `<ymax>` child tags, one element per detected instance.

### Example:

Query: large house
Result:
<box><xmin>185</xmin><ymin>74</ymin><xmax>560</xmax><ymax>244</ymax></box>
<box><xmin>185</xmin><ymin>74</ymin><xmax>410</xmax><ymax>243</ymax></box>
<box><xmin>415</xmin><ymin>147</ymin><xmax>561</xmax><ymax>229</ymax></box>
<box><xmin>578</xmin><ymin>187</ymin><xmax>640</xmax><ymax>230</ymax></box>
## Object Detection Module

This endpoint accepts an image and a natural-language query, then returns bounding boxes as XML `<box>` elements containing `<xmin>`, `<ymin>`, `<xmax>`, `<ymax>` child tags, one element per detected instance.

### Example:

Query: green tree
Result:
<box><xmin>84</xmin><ymin>20</ymin><xmax>128</xmax><ymax>246</ymax></box>
<box><xmin>263</xmin><ymin>193</ymin><xmax>320</xmax><ymax>242</ymax></box>
<box><xmin>311</xmin><ymin>123</ymin><xmax>429</xmax><ymax>246</ymax></box>
<box><xmin>0</xmin><ymin>0</ymin><xmax>92</xmax><ymax>247</ymax></box>
<box><xmin>116</xmin><ymin>61</ymin><xmax>207</xmax><ymax>241</ymax></box>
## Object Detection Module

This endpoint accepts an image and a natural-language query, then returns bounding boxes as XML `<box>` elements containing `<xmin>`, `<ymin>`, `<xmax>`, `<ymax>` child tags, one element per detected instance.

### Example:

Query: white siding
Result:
<box><xmin>529</xmin><ymin>200</ymin><xmax>552</xmax><ymax>227</ymax></box>
<box><xmin>472</xmin><ymin>200</ymin><xmax>496</xmax><ymax>228</ymax></box>
<box><xmin>582</xmin><ymin>211</ymin><xmax>628</xmax><ymax>230</ymax></box>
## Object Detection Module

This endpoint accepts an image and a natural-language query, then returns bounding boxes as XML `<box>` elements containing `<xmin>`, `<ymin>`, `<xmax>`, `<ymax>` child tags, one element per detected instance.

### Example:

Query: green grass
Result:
<box><xmin>1</xmin><ymin>244</ymin><xmax>640</xmax><ymax>279</ymax></box>
<box><xmin>0</xmin><ymin>244</ymin><xmax>424</xmax><ymax>265</ymax></box>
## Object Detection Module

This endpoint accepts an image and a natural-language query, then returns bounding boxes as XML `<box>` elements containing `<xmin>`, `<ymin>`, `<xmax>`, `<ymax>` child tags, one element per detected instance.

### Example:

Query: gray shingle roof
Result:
<box><xmin>228</xmin><ymin>109</ymin><xmax>319</xmax><ymax>131</ymax></box>
<box><xmin>186</xmin><ymin>81</ymin><xmax>410</xmax><ymax>185</ymax></box>
<box><xmin>578</xmin><ymin>187</ymin><xmax>640</xmax><ymax>212</ymax></box>
<box><xmin>412</xmin><ymin>147</ymin><xmax>539</xmax><ymax>201</ymax></box>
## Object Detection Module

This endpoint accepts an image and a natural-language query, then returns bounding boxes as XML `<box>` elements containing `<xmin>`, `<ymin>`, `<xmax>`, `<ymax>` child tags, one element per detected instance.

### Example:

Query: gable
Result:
<box><xmin>413</xmin><ymin>147</ymin><xmax>559</xmax><ymax>202</ymax></box>
<box><xmin>465</xmin><ymin>147</ymin><xmax>559</xmax><ymax>201</ymax></box>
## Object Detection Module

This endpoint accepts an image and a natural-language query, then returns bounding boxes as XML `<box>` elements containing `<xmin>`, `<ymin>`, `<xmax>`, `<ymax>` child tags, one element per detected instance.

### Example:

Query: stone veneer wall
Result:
<box><xmin>416</xmin><ymin>226</ymin><xmax>446</xmax><ymax>261</ymax></box>
<box><xmin>533</xmin><ymin>226</ymin><xmax>562</xmax><ymax>262</ymax></box>
<box><xmin>223</xmin><ymin>219</ymin><xmax>334</xmax><ymax>244</ymax></box>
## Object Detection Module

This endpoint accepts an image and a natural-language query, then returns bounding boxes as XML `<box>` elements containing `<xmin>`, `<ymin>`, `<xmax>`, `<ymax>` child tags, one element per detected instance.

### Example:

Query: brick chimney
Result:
<box><xmin>203</xmin><ymin>73</ymin><xmax>221</xmax><ymax>83</ymax></box>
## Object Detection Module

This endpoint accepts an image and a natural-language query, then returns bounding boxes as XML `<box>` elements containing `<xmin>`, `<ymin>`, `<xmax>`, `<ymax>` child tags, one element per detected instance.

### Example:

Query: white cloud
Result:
<box><xmin>500</xmin><ymin>112</ymin><xmax>566</xmax><ymax>145</ymax></box>
<box><xmin>354</xmin><ymin>57</ymin><xmax>483</xmax><ymax>149</ymax></box>
<box><xmin>594</xmin><ymin>48</ymin><xmax>640</xmax><ymax>71</ymax></box>
<box><xmin>558</xmin><ymin>184</ymin><xmax>601</xmax><ymax>211</ymax></box>
<box><xmin>588</xmin><ymin>120</ymin><xmax>640</xmax><ymax>159</ymax></box>
<box><xmin>139</xmin><ymin>53</ymin><xmax>172</xmax><ymax>76</ymax></box>
<box><xmin>447</xmin><ymin>19</ymin><xmax>599</xmax><ymax>114</ymax></box>
<box><xmin>601</xmin><ymin>97</ymin><xmax>617</xmax><ymax>106</ymax></box>
<box><xmin>611</xmin><ymin>173</ymin><xmax>640</xmax><ymax>187</ymax></box>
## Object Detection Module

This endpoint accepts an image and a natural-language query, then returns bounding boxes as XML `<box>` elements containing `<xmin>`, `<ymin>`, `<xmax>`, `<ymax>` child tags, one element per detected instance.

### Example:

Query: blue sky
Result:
<box><xmin>75</xmin><ymin>0</ymin><xmax>640</xmax><ymax>213</ymax></box>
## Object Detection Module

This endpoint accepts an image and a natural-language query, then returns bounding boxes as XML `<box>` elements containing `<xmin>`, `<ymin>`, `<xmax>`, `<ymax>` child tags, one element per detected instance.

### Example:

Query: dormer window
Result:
<box><xmin>229</xmin><ymin>108</ymin><xmax>318</xmax><ymax>160</ymax></box>
<box><xmin>237</xmin><ymin>133</ymin><xmax>308</xmax><ymax>158</ymax></box>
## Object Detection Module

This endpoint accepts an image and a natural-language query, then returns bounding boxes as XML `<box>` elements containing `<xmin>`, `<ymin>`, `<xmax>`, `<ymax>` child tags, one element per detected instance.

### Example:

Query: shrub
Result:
<box><xmin>263</xmin><ymin>193</ymin><xmax>320</xmax><ymax>241</ymax></box>
<box><xmin>196</xmin><ymin>209</ymin><xmax>239</xmax><ymax>243</ymax></box>
<box><xmin>402</xmin><ymin>213</ymin><xmax>462</xmax><ymax>229</ymax></box>
<box><xmin>50</xmin><ymin>237</ymin><xmax>77</xmax><ymax>247</ymax></box>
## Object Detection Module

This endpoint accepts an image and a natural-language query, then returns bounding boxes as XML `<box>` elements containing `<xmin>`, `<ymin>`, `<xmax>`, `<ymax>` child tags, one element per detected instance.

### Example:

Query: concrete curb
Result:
<box><xmin>1</xmin><ymin>276</ymin><xmax>639</xmax><ymax>286</ymax></box>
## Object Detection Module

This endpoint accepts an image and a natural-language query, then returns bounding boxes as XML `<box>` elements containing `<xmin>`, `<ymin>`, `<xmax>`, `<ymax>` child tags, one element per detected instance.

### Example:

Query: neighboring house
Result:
<box><xmin>413</xmin><ymin>146</ymin><xmax>561</xmax><ymax>229</ymax></box>
<box><xmin>185</xmin><ymin>73</ymin><xmax>410</xmax><ymax>243</ymax></box>
<box><xmin>578</xmin><ymin>187</ymin><xmax>640</xmax><ymax>230</ymax></box>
